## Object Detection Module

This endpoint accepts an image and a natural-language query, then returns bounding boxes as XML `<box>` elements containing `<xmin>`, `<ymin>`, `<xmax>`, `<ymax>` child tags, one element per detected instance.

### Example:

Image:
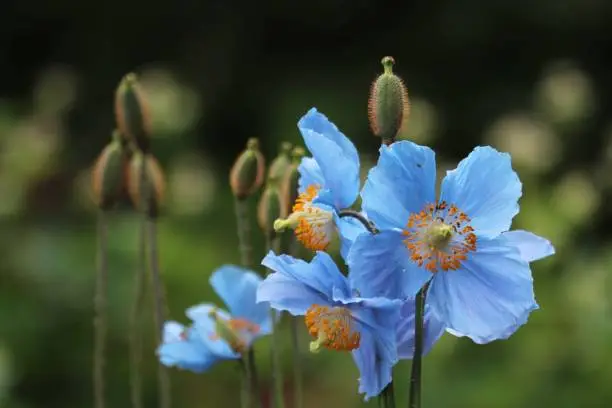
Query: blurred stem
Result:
<box><xmin>379</xmin><ymin>381</ymin><xmax>396</xmax><ymax>408</ymax></box>
<box><xmin>129</xmin><ymin>208</ymin><xmax>146</xmax><ymax>408</ymax></box>
<box><xmin>248</xmin><ymin>348</ymin><xmax>261</xmax><ymax>408</ymax></box>
<box><xmin>93</xmin><ymin>210</ymin><xmax>109</xmax><ymax>408</ymax></box>
<box><xmin>266</xmin><ymin>236</ymin><xmax>285</xmax><ymax>408</ymax></box>
<box><xmin>240</xmin><ymin>359</ymin><xmax>250</xmax><ymax>408</ymax></box>
<box><xmin>288</xmin><ymin>237</ymin><xmax>303</xmax><ymax>408</ymax></box>
<box><xmin>234</xmin><ymin>198</ymin><xmax>253</xmax><ymax>267</ymax></box>
<box><xmin>408</xmin><ymin>283</ymin><xmax>429</xmax><ymax>408</ymax></box>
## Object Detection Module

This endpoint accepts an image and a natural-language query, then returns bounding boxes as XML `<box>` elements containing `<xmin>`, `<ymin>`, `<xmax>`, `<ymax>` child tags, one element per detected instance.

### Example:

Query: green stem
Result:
<box><xmin>93</xmin><ymin>210</ymin><xmax>109</xmax><ymax>408</ymax></box>
<box><xmin>408</xmin><ymin>283</ymin><xmax>429</xmax><ymax>408</ymax></box>
<box><xmin>234</xmin><ymin>198</ymin><xmax>253</xmax><ymax>267</ymax></box>
<box><xmin>288</xmin><ymin>238</ymin><xmax>303</xmax><ymax>408</ymax></box>
<box><xmin>129</xmin><ymin>210</ymin><xmax>146</xmax><ymax>408</ymax></box>
<box><xmin>247</xmin><ymin>349</ymin><xmax>261</xmax><ymax>408</ymax></box>
<box><xmin>379</xmin><ymin>381</ymin><xmax>396</xmax><ymax>408</ymax></box>
<box><xmin>240</xmin><ymin>359</ymin><xmax>250</xmax><ymax>408</ymax></box>
<box><xmin>267</xmin><ymin>237</ymin><xmax>285</xmax><ymax>408</ymax></box>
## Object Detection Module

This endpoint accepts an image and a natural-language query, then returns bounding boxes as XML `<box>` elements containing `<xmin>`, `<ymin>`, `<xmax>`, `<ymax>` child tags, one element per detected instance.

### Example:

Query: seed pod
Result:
<box><xmin>126</xmin><ymin>152</ymin><xmax>166</xmax><ymax>218</ymax></box>
<box><xmin>230</xmin><ymin>138</ymin><xmax>266</xmax><ymax>200</ymax></box>
<box><xmin>281</xmin><ymin>146</ymin><xmax>305</xmax><ymax>215</ymax></box>
<box><xmin>91</xmin><ymin>138</ymin><xmax>129</xmax><ymax>210</ymax></box>
<box><xmin>368</xmin><ymin>56</ymin><xmax>410</xmax><ymax>145</ymax></box>
<box><xmin>267</xmin><ymin>142</ymin><xmax>293</xmax><ymax>184</ymax></box>
<box><xmin>115</xmin><ymin>73</ymin><xmax>152</xmax><ymax>152</ymax></box>
<box><xmin>257</xmin><ymin>184</ymin><xmax>286</xmax><ymax>240</ymax></box>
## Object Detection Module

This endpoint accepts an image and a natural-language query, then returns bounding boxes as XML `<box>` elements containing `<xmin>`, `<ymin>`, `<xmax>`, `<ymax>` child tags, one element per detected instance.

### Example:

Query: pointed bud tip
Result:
<box><xmin>115</xmin><ymin>72</ymin><xmax>151</xmax><ymax>153</ymax></box>
<box><xmin>230</xmin><ymin>139</ymin><xmax>266</xmax><ymax>199</ymax></box>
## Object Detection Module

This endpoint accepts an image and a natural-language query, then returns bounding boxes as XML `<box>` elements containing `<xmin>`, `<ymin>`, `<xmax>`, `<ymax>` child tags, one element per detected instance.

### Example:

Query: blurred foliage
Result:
<box><xmin>1</xmin><ymin>1</ymin><xmax>612</xmax><ymax>407</ymax></box>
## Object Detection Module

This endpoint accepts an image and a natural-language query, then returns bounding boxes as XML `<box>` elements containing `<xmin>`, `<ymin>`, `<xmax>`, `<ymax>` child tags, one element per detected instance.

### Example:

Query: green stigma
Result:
<box><xmin>426</xmin><ymin>223</ymin><xmax>454</xmax><ymax>249</ymax></box>
<box><xmin>309</xmin><ymin>332</ymin><xmax>327</xmax><ymax>354</ymax></box>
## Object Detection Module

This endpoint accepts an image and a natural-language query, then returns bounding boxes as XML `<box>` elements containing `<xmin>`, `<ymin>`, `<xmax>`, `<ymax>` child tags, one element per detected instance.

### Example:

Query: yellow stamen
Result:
<box><xmin>304</xmin><ymin>305</ymin><xmax>360</xmax><ymax>353</ymax></box>
<box><xmin>208</xmin><ymin>308</ymin><xmax>260</xmax><ymax>354</ymax></box>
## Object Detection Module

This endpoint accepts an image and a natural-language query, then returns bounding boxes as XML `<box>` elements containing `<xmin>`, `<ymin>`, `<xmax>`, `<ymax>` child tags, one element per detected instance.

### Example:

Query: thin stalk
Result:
<box><xmin>240</xmin><ymin>358</ymin><xmax>250</xmax><ymax>408</ymax></box>
<box><xmin>288</xmin><ymin>237</ymin><xmax>303</xmax><ymax>408</ymax></box>
<box><xmin>408</xmin><ymin>283</ymin><xmax>429</xmax><ymax>408</ymax></box>
<box><xmin>93</xmin><ymin>210</ymin><xmax>109</xmax><ymax>408</ymax></box>
<box><xmin>146</xmin><ymin>218</ymin><xmax>171</xmax><ymax>408</ymax></box>
<box><xmin>129</xmin><ymin>211</ymin><xmax>146</xmax><ymax>408</ymax></box>
<box><xmin>266</xmin><ymin>237</ymin><xmax>285</xmax><ymax>408</ymax></box>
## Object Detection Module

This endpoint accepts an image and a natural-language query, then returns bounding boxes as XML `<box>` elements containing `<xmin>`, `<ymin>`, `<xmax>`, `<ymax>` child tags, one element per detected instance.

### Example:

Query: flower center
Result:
<box><xmin>273</xmin><ymin>184</ymin><xmax>334</xmax><ymax>251</ymax></box>
<box><xmin>208</xmin><ymin>309</ymin><xmax>260</xmax><ymax>354</ymax></box>
<box><xmin>304</xmin><ymin>305</ymin><xmax>360</xmax><ymax>353</ymax></box>
<box><xmin>402</xmin><ymin>201</ymin><xmax>476</xmax><ymax>273</ymax></box>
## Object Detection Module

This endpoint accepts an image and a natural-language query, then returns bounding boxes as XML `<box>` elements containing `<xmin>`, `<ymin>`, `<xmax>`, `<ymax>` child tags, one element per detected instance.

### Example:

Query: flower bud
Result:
<box><xmin>115</xmin><ymin>73</ymin><xmax>152</xmax><ymax>152</ymax></box>
<box><xmin>281</xmin><ymin>146</ymin><xmax>305</xmax><ymax>215</ymax></box>
<box><xmin>91</xmin><ymin>133</ymin><xmax>129</xmax><ymax>210</ymax></box>
<box><xmin>230</xmin><ymin>138</ymin><xmax>266</xmax><ymax>200</ymax></box>
<box><xmin>368</xmin><ymin>56</ymin><xmax>410</xmax><ymax>145</ymax></box>
<box><xmin>257</xmin><ymin>184</ymin><xmax>286</xmax><ymax>240</ymax></box>
<box><xmin>267</xmin><ymin>142</ymin><xmax>293</xmax><ymax>184</ymax></box>
<box><xmin>126</xmin><ymin>152</ymin><xmax>166</xmax><ymax>218</ymax></box>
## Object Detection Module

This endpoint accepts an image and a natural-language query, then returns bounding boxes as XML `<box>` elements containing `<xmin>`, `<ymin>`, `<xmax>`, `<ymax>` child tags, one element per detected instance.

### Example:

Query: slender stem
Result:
<box><xmin>267</xmin><ymin>237</ymin><xmax>285</xmax><ymax>408</ymax></box>
<box><xmin>247</xmin><ymin>349</ymin><xmax>261</xmax><ymax>408</ymax></box>
<box><xmin>234</xmin><ymin>198</ymin><xmax>253</xmax><ymax>267</ymax></box>
<box><xmin>288</xmin><ymin>237</ymin><xmax>303</xmax><ymax>408</ymax></box>
<box><xmin>240</xmin><ymin>359</ymin><xmax>250</xmax><ymax>408</ymax></box>
<box><xmin>93</xmin><ymin>210</ymin><xmax>109</xmax><ymax>408</ymax></box>
<box><xmin>408</xmin><ymin>283</ymin><xmax>429</xmax><ymax>408</ymax></box>
<box><xmin>338</xmin><ymin>209</ymin><xmax>378</xmax><ymax>233</ymax></box>
<box><xmin>147</xmin><ymin>218</ymin><xmax>171</xmax><ymax>408</ymax></box>
<box><xmin>129</xmin><ymin>211</ymin><xmax>146</xmax><ymax>408</ymax></box>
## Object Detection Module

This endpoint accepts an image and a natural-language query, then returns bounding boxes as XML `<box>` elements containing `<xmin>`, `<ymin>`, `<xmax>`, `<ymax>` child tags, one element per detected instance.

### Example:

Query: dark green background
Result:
<box><xmin>1</xmin><ymin>1</ymin><xmax>611</xmax><ymax>407</ymax></box>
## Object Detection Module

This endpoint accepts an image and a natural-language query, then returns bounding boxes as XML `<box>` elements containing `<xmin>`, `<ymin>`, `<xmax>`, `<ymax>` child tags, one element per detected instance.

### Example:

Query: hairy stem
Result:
<box><xmin>408</xmin><ymin>283</ymin><xmax>429</xmax><ymax>408</ymax></box>
<box><xmin>267</xmin><ymin>237</ymin><xmax>285</xmax><ymax>408</ymax></box>
<box><xmin>234</xmin><ymin>198</ymin><xmax>253</xmax><ymax>267</ymax></box>
<box><xmin>93</xmin><ymin>210</ymin><xmax>109</xmax><ymax>408</ymax></box>
<box><xmin>129</xmin><ymin>211</ymin><xmax>146</xmax><ymax>408</ymax></box>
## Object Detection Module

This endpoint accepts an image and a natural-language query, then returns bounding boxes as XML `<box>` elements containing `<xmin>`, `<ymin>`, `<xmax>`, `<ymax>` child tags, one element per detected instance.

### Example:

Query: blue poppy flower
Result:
<box><xmin>273</xmin><ymin>108</ymin><xmax>366</xmax><ymax>258</ymax></box>
<box><xmin>348</xmin><ymin>141</ymin><xmax>555</xmax><ymax>344</ymax></box>
<box><xmin>257</xmin><ymin>250</ymin><xmax>402</xmax><ymax>400</ymax></box>
<box><xmin>157</xmin><ymin>265</ymin><xmax>273</xmax><ymax>372</ymax></box>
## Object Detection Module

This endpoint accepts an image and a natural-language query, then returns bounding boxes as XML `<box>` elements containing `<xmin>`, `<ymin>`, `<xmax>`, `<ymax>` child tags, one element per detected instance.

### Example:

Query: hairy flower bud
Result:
<box><xmin>91</xmin><ymin>132</ymin><xmax>129</xmax><ymax>210</ymax></box>
<box><xmin>267</xmin><ymin>142</ymin><xmax>293</xmax><ymax>184</ymax></box>
<box><xmin>230</xmin><ymin>138</ymin><xmax>266</xmax><ymax>200</ymax></box>
<box><xmin>115</xmin><ymin>73</ymin><xmax>152</xmax><ymax>152</ymax></box>
<box><xmin>368</xmin><ymin>56</ymin><xmax>410</xmax><ymax>145</ymax></box>
<box><xmin>257</xmin><ymin>184</ymin><xmax>286</xmax><ymax>240</ymax></box>
<box><xmin>126</xmin><ymin>152</ymin><xmax>166</xmax><ymax>218</ymax></box>
<box><xmin>281</xmin><ymin>146</ymin><xmax>305</xmax><ymax>215</ymax></box>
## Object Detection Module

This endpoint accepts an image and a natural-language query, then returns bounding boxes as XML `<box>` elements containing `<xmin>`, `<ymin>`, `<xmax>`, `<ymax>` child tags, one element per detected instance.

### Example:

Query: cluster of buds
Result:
<box><xmin>91</xmin><ymin>73</ymin><xmax>165</xmax><ymax>218</ymax></box>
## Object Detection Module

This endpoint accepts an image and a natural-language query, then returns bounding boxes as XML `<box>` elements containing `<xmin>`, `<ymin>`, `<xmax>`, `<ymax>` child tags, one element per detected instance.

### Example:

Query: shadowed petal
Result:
<box><xmin>335</xmin><ymin>213</ymin><xmax>368</xmax><ymax>261</ymax></box>
<box><xmin>396</xmin><ymin>299</ymin><xmax>445</xmax><ymax>359</ymax></box>
<box><xmin>440</xmin><ymin>146</ymin><xmax>522</xmax><ymax>238</ymax></box>
<box><xmin>297</xmin><ymin>157</ymin><xmax>325</xmax><ymax>193</ymax></box>
<box><xmin>186</xmin><ymin>304</ymin><xmax>239</xmax><ymax>359</ymax></box>
<box><xmin>158</xmin><ymin>324</ymin><xmax>217</xmax><ymax>373</ymax></box>
<box><xmin>361</xmin><ymin>141</ymin><xmax>436</xmax><ymax>231</ymax></box>
<box><xmin>503</xmin><ymin>230</ymin><xmax>555</xmax><ymax>262</ymax></box>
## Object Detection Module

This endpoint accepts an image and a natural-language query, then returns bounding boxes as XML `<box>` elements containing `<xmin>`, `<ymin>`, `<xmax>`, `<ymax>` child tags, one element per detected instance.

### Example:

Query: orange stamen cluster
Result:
<box><xmin>402</xmin><ymin>201</ymin><xmax>477</xmax><ymax>273</ymax></box>
<box><xmin>208</xmin><ymin>316</ymin><xmax>260</xmax><ymax>354</ymax></box>
<box><xmin>292</xmin><ymin>184</ymin><xmax>333</xmax><ymax>251</ymax></box>
<box><xmin>304</xmin><ymin>305</ymin><xmax>360</xmax><ymax>352</ymax></box>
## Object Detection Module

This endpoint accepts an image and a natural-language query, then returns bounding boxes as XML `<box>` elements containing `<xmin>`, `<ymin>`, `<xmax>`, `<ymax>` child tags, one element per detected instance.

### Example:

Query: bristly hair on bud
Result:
<box><xmin>230</xmin><ymin>138</ymin><xmax>266</xmax><ymax>200</ymax></box>
<box><xmin>115</xmin><ymin>73</ymin><xmax>152</xmax><ymax>153</ymax></box>
<box><xmin>267</xmin><ymin>142</ymin><xmax>293</xmax><ymax>184</ymax></box>
<box><xmin>126</xmin><ymin>152</ymin><xmax>166</xmax><ymax>219</ymax></box>
<box><xmin>257</xmin><ymin>184</ymin><xmax>286</xmax><ymax>240</ymax></box>
<box><xmin>281</xmin><ymin>146</ymin><xmax>305</xmax><ymax>216</ymax></box>
<box><xmin>91</xmin><ymin>131</ymin><xmax>130</xmax><ymax>210</ymax></box>
<box><xmin>368</xmin><ymin>56</ymin><xmax>410</xmax><ymax>145</ymax></box>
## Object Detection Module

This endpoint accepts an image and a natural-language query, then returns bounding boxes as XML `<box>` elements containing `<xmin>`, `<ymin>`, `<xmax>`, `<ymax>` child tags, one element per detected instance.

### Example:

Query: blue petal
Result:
<box><xmin>428</xmin><ymin>236</ymin><xmax>538</xmax><ymax>344</ymax></box>
<box><xmin>298</xmin><ymin>108</ymin><xmax>360</xmax><ymax>209</ymax></box>
<box><xmin>440</xmin><ymin>146</ymin><xmax>522</xmax><ymax>238</ymax></box>
<box><xmin>347</xmin><ymin>230</ymin><xmax>432</xmax><ymax>299</ymax></box>
<box><xmin>334</xmin><ymin>213</ymin><xmax>368</xmax><ymax>261</ymax></box>
<box><xmin>361</xmin><ymin>141</ymin><xmax>436</xmax><ymax>231</ymax></box>
<box><xmin>396</xmin><ymin>299</ymin><xmax>445</xmax><ymax>359</ymax></box>
<box><xmin>186</xmin><ymin>304</ymin><xmax>240</xmax><ymax>359</ymax></box>
<box><xmin>209</xmin><ymin>265</ymin><xmax>272</xmax><ymax>333</ymax></box>
<box><xmin>158</xmin><ymin>325</ymin><xmax>217</xmax><ymax>373</ymax></box>
<box><xmin>297</xmin><ymin>157</ymin><xmax>325</xmax><ymax>194</ymax></box>
<box><xmin>502</xmin><ymin>230</ymin><xmax>555</xmax><ymax>262</ymax></box>
<box><xmin>163</xmin><ymin>321</ymin><xmax>186</xmax><ymax>343</ymax></box>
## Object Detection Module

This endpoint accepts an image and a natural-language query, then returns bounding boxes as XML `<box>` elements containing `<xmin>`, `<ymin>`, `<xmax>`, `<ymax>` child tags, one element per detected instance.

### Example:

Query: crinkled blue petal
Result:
<box><xmin>297</xmin><ymin>157</ymin><xmax>325</xmax><ymax>194</ymax></box>
<box><xmin>361</xmin><ymin>141</ymin><xmax>436</xmax><ymax>231</ymax></box>
<box><xmin>347</xmin><ymin>230</ymin><xmax>431</xmax><ymax>299</ymax></box>
<box><xmin>440</xmin><ymin>146</ymin><xmax>522</xmax><ymax>239</ymax></box>
<box><xmin>502</xmin><ymin>230</ymin><xmax>555</xmax><ymax>262</ymax></box>
<box><xmin>298</xmin><ymin>108</ymin><xmax>360</xmax><ymax>209</ymax></box>
<box><xmin>158</xmin><ymin>324</ymin><xmax>217</xmax><ymax>373</ymax></box>
<box><xmin>209</xmin><ymin>265</ymin><xmax>273</xmax><ymax>334</ymax></box>
<box><xmin>396</xmin><ymin>299</ymin><xmax>445</xmax><ymax>359</ymax></box>
<box><xmin>186</xmin><ymin>304</ymin><xmax>240</xmax><ymax>359</ymax></box>
<box><xmin>334</xmin><ymin>213</ymin><xmax>368</xmax><ymax>261</ymax></box>
<box><xmin>428</xmin><ymin>236</ymin><xmax>538</xmax><ymax>344</ymax></box>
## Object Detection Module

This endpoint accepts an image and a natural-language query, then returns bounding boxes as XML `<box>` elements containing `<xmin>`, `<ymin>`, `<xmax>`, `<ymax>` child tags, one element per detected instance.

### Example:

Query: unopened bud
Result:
<box><xmin>267</xmin><ymin>142</ymin><xmax>293</xmax><ymax>184</ymax></box>
<box><xmin>115</xmin><ymin>73</ymin><xmax>152</xmax><ymax>152</ymax></box>
<box><xmin>257</xmin><ymin>185</ymin><xmax>286</xmax><ymax>239</ymax></box>
<box><xmin>91</xmin><ymin>135</ymin><xmax>129</xmax><ymax>210</ymax></box>
<box><xmin>368</xmin><ymin>56</ymin><xmax>410</xmax><ymax>145</ymax></box>
<box><xmin>230</xmin><ymin>138</ymin><xmax>266</xmax><ymax>200</ymax></box>
<box><xmin>126</xmin><ymin>152</ymin><xmax>166</xmax><ymax>218</ymax></box>
<box><xmin>281</xmin><ymin>146</ymin><xmax>305</xmax><ymax>214</ymax></box>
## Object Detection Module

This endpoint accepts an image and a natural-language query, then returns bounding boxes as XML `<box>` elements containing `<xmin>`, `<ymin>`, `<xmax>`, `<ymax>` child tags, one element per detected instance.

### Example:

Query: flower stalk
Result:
<box><xmin>408</xmin><ymin>282</ymin><xmax>429</xmax><ymax>408</ymax></box>
<box><xmin>93</xmin><ymin>210</ymin><xmax>109</xmax><ymax>408</ymax></box>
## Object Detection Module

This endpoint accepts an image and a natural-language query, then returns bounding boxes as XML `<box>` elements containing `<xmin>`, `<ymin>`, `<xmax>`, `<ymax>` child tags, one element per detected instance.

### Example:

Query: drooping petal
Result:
<box><xmin>157</xmin><ymin>324</ymin><xmax>217</xmax><ymax>373</ymax></box>
<box><xmin>428</xmin><ymin>236</ymin><xmax>538</xmax><ymax>344</ymax></box>
<box><xmin>440</xmin><ymin>146</ymin><xmax>522</xmax><ymax>238</ymax></box>
<box><xmin>297</xmin><ymin>157</ymin><xmax>325</xmax><ymax>194</ymax></box>
<box><xmin>209</xmin><ymin>265</ymin><xmax>272</xmax><ymax>333</ymax></box>
<box><xmin>298</xmin><ymin>108</ymin><xmax>360</xmax><ymax>209</ymax></box>
<box><xmin>163</xmin><ymin>321</ymin><xmax>186</xmax><ymax>343</ymax></box>
<box><xmin>186</xmin><ymin>304</ymin><xmax>239</xmax><ymax>359</ymax></box>
<box><xmin>502</xmin><ymin>230</ymin><xmax>555</xmax><ymax>262</ymax></box>
<box><xmin>351</xmin><ymin>330</ymin><xmax>394</xmax><ymax>400</ymax></box>
<box><xmin>396</xmin><ymin>299</ymin><xmax>445</xmax><ymax>359</ymax></box>
<box><xmin>334</xmin><ymin>213</ymin><xmax>368</xmax><ymax>261</ymax></box>
<box><xmin>257</xmin><ymin>271</ymin><xmax>331</xmax><ymax>315</ymax></box>
<box><xmin>347</xmin><ymin>230</ymin><xmax>432</xmax><ymax>299</ymax></box>
<box><xmin>361</xmin><ymin>141</ymin><xmax>436</xmax><ymax>231</ymax></box>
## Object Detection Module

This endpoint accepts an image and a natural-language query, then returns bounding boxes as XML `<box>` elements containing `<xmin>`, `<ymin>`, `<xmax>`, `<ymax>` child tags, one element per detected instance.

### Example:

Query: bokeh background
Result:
<box><xmin>1</xmin><ymin>1</ymin><xmax>612</xmax><ymax>407</ymax></box>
